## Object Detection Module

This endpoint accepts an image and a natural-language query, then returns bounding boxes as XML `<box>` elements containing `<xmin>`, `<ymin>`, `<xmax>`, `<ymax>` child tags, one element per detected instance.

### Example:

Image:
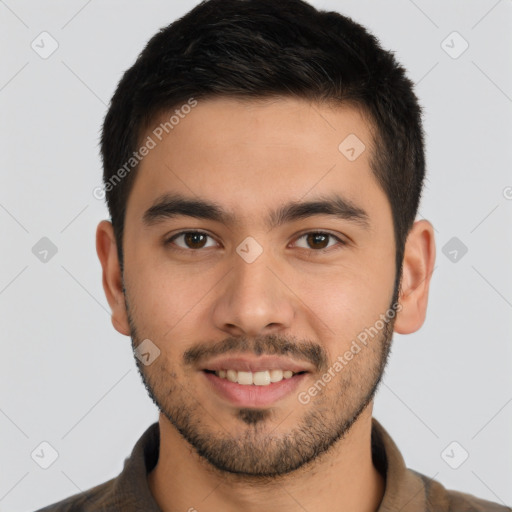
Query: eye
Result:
<box><xmin>164</xmin><ymin>230</ymin><xmax>346</xmax><ymax>254</ymax></box>
<box><xmin>292</xmin><ymin>231</ymin><xmax>346</xmax><ymax>252</ymax></box>
<box><xmin>165</xmin><ymin>231</ymin><xmax>218</xmax><ymax>251</ymax></box>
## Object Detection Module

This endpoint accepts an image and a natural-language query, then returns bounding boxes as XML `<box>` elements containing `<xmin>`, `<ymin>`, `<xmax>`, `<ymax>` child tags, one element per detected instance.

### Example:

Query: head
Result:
<box><xmin>96</xmin><ymin>0</ymin><xmax>435</xmax><ymax>478</ymax></box>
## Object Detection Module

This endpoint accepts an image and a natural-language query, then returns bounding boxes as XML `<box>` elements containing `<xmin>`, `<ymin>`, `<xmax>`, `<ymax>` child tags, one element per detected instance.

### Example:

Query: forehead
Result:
<box><xmin>126</xmin><ymin>96</ymin><xmax>390</xmax><ymax>230</ymax></box>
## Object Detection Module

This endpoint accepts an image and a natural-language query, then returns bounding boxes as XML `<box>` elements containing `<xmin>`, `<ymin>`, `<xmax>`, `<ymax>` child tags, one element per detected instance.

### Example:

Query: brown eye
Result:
<box><xmin>293</xmin><ymin>231</ymin><xmax>345</xmax><ymax>252</ymax></box>
<box><xmin>166</xmin><ymin>231</ymin><xmax>217</xmax><ymax>250</ymax></box>
<box><xmin>306</xmin><ymin>233</ymin><xmax>329</xmax><ymax>249</ymax></box>
<box><xmin>183</xmin><ymin>232</ymin><xmax>207</xmax><ymax>249</ymax></box>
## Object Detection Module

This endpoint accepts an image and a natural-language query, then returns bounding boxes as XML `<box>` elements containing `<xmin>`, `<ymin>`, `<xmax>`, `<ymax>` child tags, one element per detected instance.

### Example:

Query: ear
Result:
<box><xmin>96</xmin><ymin>220</ymin><xmax>130</xmax><ymax>336</ymax></box>
<box><xmin>393</xmin><ymin>219</ymin><xmax>436</xmax><ymax>334</ymax></box>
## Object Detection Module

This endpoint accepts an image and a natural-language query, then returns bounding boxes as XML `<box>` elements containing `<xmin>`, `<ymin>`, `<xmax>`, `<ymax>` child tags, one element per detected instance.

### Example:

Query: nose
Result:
<box><xmin>211</xmin><ymin>249</ymin><xmax>295</xmax><ymax>338</ymax></box>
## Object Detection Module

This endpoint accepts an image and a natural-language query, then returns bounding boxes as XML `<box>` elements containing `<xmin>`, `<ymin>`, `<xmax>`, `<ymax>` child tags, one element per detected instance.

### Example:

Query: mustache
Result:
<box><xmin>182</xmin><ymin>333</ymin><xmax>328</xmax><ymax>373</ymax></box>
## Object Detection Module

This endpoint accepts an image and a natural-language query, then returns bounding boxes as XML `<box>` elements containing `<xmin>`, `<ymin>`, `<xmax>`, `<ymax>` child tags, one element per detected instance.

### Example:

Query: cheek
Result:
<box><xmin>125</xmin><ymin>254</ymin><xmax>220</xmax><ymax>338</ymax></box>
<box><xmin>305</xmin><ymin>277</ymin><xmax>376</xmax><ymax>336</ymax></box>
<box><xmin>292</xmin><ymin>254</ymin><xmax>395</xmax><ymax>342</ymax></box>
<box><xmin>123</xmin><ymin>256</ymin><xmax>170</xmax><ymax>324</ymax></box>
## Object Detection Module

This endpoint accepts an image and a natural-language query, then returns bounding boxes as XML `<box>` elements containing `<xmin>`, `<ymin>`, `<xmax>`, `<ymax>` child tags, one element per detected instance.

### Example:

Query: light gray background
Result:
<box><xmin>1</xmin><ymin>1</ymin><xmax>511</xmax><ymax>510</ymax></box>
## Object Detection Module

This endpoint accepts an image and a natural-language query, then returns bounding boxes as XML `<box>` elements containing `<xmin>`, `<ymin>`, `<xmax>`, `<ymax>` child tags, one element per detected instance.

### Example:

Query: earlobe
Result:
<box><xmin>96</xmin><ymin>220</ymin><xmax>131</xmax><ymax>336</ymax></box>
<box><xmin>393</xmin><ymin>219</ymin><xmax>436</xmax><ymax>335</ymax></box>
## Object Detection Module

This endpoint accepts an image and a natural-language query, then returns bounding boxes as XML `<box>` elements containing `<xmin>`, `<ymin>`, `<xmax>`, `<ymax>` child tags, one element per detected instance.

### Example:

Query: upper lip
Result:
<box><xmin>201</xmin><ymin>355</ymin><xmax>314</xmax><ymax>373</ymax></box>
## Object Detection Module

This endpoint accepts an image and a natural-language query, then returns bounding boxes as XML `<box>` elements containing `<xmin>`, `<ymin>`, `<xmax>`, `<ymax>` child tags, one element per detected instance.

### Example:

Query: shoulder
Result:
<box><xmin>443</xmin><ymin>487</ymin><xmax>512</xmax><ymax>512</ymax></box>
<box><xmin>414</xmin><ymin>470</ymin><xmax>512</xmax><ymax>512</ymax></box>
<box><xmin>33</xmin><ymin>477</ymin><xmax>116</xmax><ymax>512</ymax></box>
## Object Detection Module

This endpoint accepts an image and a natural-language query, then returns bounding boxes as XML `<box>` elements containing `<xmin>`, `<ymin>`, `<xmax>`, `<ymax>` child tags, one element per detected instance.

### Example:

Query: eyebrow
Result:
<box><xmin>142</xmin><ymin>192</ymin><xmax>371</xmax><ymax>231</ymax></box>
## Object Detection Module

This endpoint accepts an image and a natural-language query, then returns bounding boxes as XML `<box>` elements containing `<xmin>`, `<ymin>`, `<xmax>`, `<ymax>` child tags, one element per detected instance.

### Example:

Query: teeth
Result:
<box><xmin>253</xmin><ymin>371</ymin><xmax>271</xmax><ymax>386</ymax></box>
<box><xmin>213</xmin><ymin>369</ymin><xmax>299</xmax><ymax>385</ymax></box>
<box><xmin>237</xmin><ymin>371</ymin><xmax>254</xmax><ymax>385</ymax></box>
<box><xmin>269</xmin><ymin>369</ymin><xmax>283</xmax><ymax>382</ymax></box>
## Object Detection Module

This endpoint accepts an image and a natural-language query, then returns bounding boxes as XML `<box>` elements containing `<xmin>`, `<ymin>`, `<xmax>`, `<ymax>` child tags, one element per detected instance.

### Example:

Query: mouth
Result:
<box><xmin>201</xmin><ymin>369</ymin><xmax>309</xmax><ymax>407</ymax></box>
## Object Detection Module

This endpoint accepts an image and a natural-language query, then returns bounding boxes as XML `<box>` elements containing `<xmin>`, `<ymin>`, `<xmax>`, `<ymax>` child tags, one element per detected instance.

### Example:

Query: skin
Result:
<box><xmin>96</xmin><ymin>97</ymin><xmax>436</xmax><ymax>512</ymax></box>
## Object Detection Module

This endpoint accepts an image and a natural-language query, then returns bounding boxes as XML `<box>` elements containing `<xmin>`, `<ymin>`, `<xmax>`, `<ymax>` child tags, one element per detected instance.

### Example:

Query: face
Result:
<box><xmin>121</xmin><ymin>97</ymin><xmax>398</xmax><ymax>477</ymax></box>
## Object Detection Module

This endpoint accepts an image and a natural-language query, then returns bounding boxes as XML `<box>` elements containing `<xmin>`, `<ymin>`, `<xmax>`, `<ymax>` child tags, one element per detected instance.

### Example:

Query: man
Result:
<box><xmin>36</xmin><ymin>0</ymin><xmax>510</xmax><ymax>510</ymax></box>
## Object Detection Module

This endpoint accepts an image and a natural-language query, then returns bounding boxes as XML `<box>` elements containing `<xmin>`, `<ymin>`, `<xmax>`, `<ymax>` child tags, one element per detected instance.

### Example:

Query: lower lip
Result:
<box><xmin>202</xmin><ymin>371</ymin><xmax>308</xmax><ymax>407</ymax></box>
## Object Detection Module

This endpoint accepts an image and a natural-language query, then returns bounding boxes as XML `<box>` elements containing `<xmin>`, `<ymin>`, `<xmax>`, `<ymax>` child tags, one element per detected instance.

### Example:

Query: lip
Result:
<box><xmin>202</xmin><ymin>370</ymin><xmax>308</xmax><ymax>407</ymax></box>
<box><xmin>200</xmin><ymin>355</ymin><xmax>314</xmax><ymax>373</ymax></box>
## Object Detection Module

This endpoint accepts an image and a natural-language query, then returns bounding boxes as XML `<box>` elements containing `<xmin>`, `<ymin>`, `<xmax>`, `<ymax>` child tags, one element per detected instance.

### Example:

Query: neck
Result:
<box><xmin>148</xmin><ymin>406</ymin><xmax>385</xmax><ymax>512</ymax></box>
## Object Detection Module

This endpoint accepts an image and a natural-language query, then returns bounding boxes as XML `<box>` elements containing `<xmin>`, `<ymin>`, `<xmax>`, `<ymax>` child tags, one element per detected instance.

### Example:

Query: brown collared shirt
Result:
<box><xmin>35</xmin><ymin>418</ymin><xmax>511</xmax><ymax>511</ymax></box>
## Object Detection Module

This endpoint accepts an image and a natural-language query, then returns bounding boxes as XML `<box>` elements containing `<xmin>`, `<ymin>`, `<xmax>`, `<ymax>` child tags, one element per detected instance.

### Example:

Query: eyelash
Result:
<box><xmin>164</xmin><ymin>230</ymin><xmax>347</xmax><ymax>254</ymax></box>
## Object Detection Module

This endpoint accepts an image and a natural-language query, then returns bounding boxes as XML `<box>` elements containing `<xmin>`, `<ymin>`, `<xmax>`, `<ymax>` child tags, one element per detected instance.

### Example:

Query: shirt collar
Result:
<box><xmin>371</xmin><ymin>417</ymin><xmax>429</xmax><ymax>510</ymax></box>
<box><xmin>111</xmin><ymin>421</ymin><xmax>162</xmax><ymax>510</ymax></box>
